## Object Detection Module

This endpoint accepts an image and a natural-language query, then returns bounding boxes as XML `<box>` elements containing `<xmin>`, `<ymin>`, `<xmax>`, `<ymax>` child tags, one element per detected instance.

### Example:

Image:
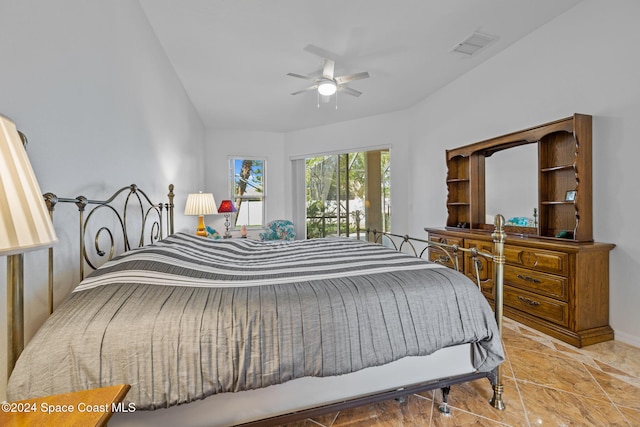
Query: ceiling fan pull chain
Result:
<box><xmin>335</xmin><ymin>89</ymin><xmax>338</xmax><ymax>110</ymax></box>
<box><xmin>317</xmin><ymin>90</ymin><xmax>320</xmax><ymax>108</ymax></box>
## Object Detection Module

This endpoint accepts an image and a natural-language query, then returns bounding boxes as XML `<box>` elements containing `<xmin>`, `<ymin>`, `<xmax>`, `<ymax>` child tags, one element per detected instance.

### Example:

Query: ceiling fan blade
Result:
<box><xmin>322</xmin><ymin>59</ymin><xmax>335</xmax><ymax>80</ymax></box>
<box><xmin>303</xmin><ymin>44</ymin><xmax>341</xmax><ymax>62</ymax></box>
<box><xmin>335</xmin><ymin>71</ymin><xmax>370</xmax><ymax>85</ymax></box>
<box><xmin>287</xmin><ymin>72</ymin><xmax>314</xmax><ymax>81</ymax></box>
<box><xmin>291</xmin><ymin>85</ymin><xmax>318</xmax><ymax>95</ymax></box>
<box><xmin>338</xmin><ymin>85</ymin><xmax>363</xmax><ymax>97</ymax></box>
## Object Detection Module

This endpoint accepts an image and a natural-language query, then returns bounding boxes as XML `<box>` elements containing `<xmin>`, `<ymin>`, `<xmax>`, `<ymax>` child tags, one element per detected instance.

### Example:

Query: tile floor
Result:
<box><xmin>284</xmin><ymin>319</ymin><xmax>640</xmax><ymax>426</ymax></box>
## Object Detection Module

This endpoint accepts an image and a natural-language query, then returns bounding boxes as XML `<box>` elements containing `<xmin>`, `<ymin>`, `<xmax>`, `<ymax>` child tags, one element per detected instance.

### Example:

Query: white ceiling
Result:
<box><xmin>139</xmin><ymin>0</ymin><xmax>582</xmax><ymax>133</ymax></box>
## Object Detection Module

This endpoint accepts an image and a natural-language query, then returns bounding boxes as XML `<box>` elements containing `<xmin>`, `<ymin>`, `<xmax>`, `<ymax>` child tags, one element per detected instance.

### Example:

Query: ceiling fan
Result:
<box><xmin>287</xmin><ymin>58</ymin><xmax>370</xmax><ymax>98</ymax></box>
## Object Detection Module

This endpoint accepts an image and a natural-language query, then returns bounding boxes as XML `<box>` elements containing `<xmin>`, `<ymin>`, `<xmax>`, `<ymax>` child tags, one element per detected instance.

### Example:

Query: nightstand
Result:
<box><xmin>1</xmin><ymin>384</ymin><xmax>130</xmax><ymax>426</ymax></box>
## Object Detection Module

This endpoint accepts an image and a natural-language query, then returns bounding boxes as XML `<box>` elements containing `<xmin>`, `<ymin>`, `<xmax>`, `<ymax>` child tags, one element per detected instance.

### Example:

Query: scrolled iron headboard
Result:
<box><xmin>43</xmin><ymin>184</ymin><xmax>175</xmax><ymax>313</ymax></box>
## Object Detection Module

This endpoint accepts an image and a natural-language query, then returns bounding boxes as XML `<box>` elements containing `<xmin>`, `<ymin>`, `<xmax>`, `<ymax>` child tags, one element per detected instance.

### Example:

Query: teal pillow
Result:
<box><xmin>206</xmin><ymin>226</ymin><xmax>221</xmax><ymax>239</ymax></box>
<box><xmin>260</xmin><ymin>220</ymin><xmax>295</xmax><ymax>241</ymax></box>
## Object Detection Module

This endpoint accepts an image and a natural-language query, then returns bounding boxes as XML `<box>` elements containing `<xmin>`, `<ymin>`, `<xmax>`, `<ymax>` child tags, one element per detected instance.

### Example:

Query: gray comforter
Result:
<box><xmin>8</xmin><ymin>233</ymin><xmax>504</xmax><ymax>409</ymax></box>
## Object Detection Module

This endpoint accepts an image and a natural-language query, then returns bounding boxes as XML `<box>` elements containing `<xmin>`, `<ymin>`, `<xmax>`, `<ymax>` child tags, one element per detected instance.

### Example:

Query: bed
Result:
<box><xmin>6</xmin><ymin>184</ymin><xmax>507</xmax><ymax>426</ymax></box>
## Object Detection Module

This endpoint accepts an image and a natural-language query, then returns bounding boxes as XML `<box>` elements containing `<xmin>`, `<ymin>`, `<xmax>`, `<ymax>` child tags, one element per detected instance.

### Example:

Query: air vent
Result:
<box><xmin>451</xmin><ymin>32</ymin><xmax>498</xmax><ymax>56</ymax></box>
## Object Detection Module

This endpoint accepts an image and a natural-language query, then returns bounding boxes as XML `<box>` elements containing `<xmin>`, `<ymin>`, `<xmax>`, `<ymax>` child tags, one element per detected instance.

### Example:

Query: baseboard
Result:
<box><xmin>613</xmin><ymin>330</ymin><xmax>640</xmax><ymax>349</ymax></box>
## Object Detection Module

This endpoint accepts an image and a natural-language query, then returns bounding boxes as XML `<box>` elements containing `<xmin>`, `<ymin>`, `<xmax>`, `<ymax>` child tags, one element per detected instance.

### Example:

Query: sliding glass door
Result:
<box><xmin>305</xmin><ymin>149</ymin><xmax>390</xmax><ymax>238</ymax></box>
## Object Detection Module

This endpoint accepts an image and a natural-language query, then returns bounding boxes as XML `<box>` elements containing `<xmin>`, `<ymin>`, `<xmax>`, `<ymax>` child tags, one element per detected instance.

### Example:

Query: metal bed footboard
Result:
<box><xmin>362</xmin><ymin>215</ymin><xmax>507</xmax><ymax>411</ymax></box>
<box><xmin>241</xmin><ymin>216</ymin><xmax>507</xmax><ymax>426</ymax></box>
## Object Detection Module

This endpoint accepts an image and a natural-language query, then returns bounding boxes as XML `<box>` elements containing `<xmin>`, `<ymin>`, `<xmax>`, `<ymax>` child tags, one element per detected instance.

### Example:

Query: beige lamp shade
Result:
<box><xmin>184</xmin><ymin>192</ymin><xmax>217</xmax><ymax>237</ymax></box>
<box><xmin>184</xmin><ymin>192</ymin><xmax>218</xmax><ymax>216</ymax></box>
<box><xmin>0</xmin><ymin>115</ymin><xmax>58</xmax><ymax>255</ymax></box>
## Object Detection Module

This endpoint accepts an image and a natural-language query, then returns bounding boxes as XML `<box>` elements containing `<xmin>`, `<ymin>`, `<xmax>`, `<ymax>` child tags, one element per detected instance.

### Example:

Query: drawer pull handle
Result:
<box><xmin>517</xmin><ymin>296</ymin><xmax>541</xmax><ymax>307</ymax></box>
<box><xmin>517</xmin><ymin>274</ymin><xmax>541</xmax><ymax>284</ymax></box>
<box><xmin>434</xmin><ymin>255</ymin><xmax>451</xmax><ymax>264</ymax></box>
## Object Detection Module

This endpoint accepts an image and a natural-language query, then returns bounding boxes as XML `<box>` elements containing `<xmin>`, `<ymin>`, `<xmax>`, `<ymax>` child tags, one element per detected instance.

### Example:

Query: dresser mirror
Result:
<box><xmin>484</xmin><ymin>142</ymin><xmax>538</xmax><ymax>232</ymax></box>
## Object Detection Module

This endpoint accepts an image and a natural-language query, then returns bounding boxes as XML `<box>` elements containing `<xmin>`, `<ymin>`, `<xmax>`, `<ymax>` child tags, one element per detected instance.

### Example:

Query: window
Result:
<box><xmin>305</xmin><ymin>149</ymin><xmax>390</xmax><ymax>238</ymax></box>
<box><xmin>229</xmin><ymin>157</ymin><xmax>265</xmax><ymax>227</ymax></box>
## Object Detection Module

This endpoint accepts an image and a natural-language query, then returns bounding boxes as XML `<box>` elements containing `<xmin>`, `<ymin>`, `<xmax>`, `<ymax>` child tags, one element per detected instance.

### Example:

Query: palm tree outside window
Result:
<box><xmin>229</xmin><ymin>157</ymin><xmax>265</xmax><ymax>228</ymax></box>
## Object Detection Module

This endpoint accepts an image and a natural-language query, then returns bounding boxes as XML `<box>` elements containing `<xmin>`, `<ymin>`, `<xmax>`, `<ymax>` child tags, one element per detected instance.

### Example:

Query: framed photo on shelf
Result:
<box><xmin>565</xmin><ymin>190</ymin><xmax>577</xmax><ymax>202</ymax></box>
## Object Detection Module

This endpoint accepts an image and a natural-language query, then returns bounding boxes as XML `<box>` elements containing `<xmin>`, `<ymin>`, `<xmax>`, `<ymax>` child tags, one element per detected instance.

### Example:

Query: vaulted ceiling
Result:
<box><xmin>139</xmin><ymin>0</ymin><xmax>582</xmax><ymax>132</ymax></box>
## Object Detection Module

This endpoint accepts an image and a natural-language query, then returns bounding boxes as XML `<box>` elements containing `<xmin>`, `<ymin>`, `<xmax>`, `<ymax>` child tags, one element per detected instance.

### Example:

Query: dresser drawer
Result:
<box><xmin>504</xmin><ymin>286</ymin><xmax>569</xmax><ymax>327</ymax></box>
<box><xmin>428</xmin><ymin>234</ymin><xmax>463</xmax><ymax>270</ymax></box>
<box><xmin>504</xmin><ymin>245</ymin><xmax>569</xmax><ymax>276</ymax></box>
<box><xmin>504</xmin><ymin>265</ymin><xmax>568</xmax><ymax>301</ymax></box>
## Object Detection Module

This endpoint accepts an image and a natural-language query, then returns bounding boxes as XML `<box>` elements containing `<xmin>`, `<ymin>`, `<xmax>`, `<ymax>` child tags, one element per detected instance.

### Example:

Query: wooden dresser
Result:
<box><xmin>429</xmin><ymin>114</ymin><xmax>614</xmax><ymax>347</ymax></box>
<box><xmin>425</xmin><ymin>228</ymin><xmax>614</xmax><ymax>347</ymax></box>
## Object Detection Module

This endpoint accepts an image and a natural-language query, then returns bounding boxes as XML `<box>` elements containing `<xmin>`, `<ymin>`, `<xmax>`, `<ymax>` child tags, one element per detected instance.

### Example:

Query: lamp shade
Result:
<box><xmin>184</xmin><ymin>192</ymin><xmax>217</xmax><ymax>216</ymax></box>
<box><xmin>0</xmin><ymin>115</ymin><xmax>57</xmax><ymax>256</ymax></box>
<box><xmin>217</xmin><ymin>199</ymin><xmax>237</xmax><ymax>213</ymax></box>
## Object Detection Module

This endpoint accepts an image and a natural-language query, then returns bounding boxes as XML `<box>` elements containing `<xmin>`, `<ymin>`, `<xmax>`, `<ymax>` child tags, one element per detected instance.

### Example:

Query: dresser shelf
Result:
<box><xmin>540</xmin><ymin>164</ymin><xmax>574</xmax><ymax>173</ymax></box>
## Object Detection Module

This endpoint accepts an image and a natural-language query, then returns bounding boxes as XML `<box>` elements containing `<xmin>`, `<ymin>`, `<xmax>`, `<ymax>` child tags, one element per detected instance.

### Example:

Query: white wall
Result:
<box><xmin>408</xmin><ymin>0</ymin><xmax>640</xmax><ymax>346</ymax></box>
<box><xmin>204</xmin><ymin>129</ymin><xmax>286</xmax><ymax>238</ymax></box>
<box><xmin>0</xmin><ymin>0</ymin><xmax>204</xmax><ymax>399</ymax></box>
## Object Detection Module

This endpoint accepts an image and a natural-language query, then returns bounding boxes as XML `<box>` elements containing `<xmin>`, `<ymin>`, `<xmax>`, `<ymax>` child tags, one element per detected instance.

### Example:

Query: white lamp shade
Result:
<box><xmin>184</xmin><ymin>192</ymin><xmax>218</xmax><ymax>216</ymax></box>
<box><xmin>0</xmin><ymin>115</ymin><xmax>58</xmax><ymax>255</ymax></box>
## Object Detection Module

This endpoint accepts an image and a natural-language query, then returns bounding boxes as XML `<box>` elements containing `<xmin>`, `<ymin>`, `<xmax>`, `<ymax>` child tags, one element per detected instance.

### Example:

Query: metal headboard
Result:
<box><xmin>43</xmin><ymin>184</ymin><xmax>175</xmax><ymax>313</ymax></box>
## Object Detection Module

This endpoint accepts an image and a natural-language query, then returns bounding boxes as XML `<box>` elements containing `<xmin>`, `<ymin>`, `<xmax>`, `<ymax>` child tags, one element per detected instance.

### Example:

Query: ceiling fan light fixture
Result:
<box><xmin>317</xmin><ymin>80</ymin><xmax>337</xmax><ymax>96</ymax></box>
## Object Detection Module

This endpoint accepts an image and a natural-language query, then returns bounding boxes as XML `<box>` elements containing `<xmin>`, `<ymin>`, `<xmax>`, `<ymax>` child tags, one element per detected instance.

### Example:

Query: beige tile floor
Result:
<box><xmin>283</xmin><ymin>319</ymin><xmax>640</xmax><ymax>426</ymax></box>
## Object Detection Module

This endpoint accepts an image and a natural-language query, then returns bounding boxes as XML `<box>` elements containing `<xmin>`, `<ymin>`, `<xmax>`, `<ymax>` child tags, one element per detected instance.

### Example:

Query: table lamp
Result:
<box><xmin>217</xmin><ymin>200</ymin><xmax>237</xmax><ymax>239</ymax></box>
<box><xmin>184</xmin><ymin>192</ymin><xmax>217</xmax><ymax>237</ymax></box>
<box><xmin>1</xmin><ymin>115</ymin><xmax>58</xmax><ymax>377</ymax></box>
